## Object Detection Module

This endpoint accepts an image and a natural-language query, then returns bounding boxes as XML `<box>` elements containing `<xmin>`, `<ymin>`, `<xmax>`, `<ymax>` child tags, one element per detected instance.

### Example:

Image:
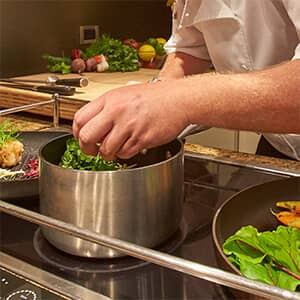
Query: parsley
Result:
<box><xmin>59</xmin><ymin>138</ymin><xmax>122</xmax><ymax>171</ymax></box>
<box><xmin>83</xmin><ymin>34</ymin><xmax>139</xmax><ymax>72</ymax></box>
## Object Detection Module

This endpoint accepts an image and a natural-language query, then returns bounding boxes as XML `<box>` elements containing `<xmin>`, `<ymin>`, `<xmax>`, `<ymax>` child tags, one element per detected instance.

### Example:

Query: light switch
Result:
<box><xmin>80</xmin><ymin>25</ymin><xmax>99</xmax><ymax>45</ymax></box>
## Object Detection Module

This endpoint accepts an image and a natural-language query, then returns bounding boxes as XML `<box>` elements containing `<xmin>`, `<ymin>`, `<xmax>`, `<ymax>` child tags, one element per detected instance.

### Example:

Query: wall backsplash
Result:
<box><xmin>0</xmin><ymin>0</ymin><xmax>172</xmax><ymax>77</ymax></box>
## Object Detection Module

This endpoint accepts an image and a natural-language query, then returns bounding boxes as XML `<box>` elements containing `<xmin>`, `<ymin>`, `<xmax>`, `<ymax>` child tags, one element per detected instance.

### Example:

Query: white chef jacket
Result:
<box><xmin>165</xmin><ymin>0</ymin><xmax>300</xmax><ymax>160</ymax></box>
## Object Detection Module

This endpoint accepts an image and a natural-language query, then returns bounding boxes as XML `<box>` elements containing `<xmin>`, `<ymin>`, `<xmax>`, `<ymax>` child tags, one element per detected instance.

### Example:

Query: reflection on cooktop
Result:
<box><xmin>33</xmin><ymin>220</ymin><xmax>188</xmax><ymax>274</ymax></box>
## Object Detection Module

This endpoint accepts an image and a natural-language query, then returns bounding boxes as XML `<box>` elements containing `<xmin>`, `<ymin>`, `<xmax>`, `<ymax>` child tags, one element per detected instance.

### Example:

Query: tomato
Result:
<box><xmin>123</xmin><ymin>38</ymin><xmax>139</xmax><ymax>49</ymax></box>
<box><xmin>94</xmin><ymin>55</ymin><xmax>101</xmax><ymax>64</ymax></box>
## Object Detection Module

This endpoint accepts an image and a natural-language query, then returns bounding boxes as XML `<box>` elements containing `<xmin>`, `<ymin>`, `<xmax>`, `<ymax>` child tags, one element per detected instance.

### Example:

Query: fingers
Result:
<box><xmin>73</xmin><ymin>97</ymin><xmax>104</xmax><ymax>139</ymax></box>
<box><xmin>100</xmin><ymin>135</ymin><xmax>143</xmax><ymax>160</ymax></box>
<box><xmin>99</xmin><ymin>131</ymin><xmax>131</xmax><ymax>161</ymax></box>
<box><xmin>76</xmin><ymin>112</ymin><xmax>113</xmax><ymax>156</ymax></box>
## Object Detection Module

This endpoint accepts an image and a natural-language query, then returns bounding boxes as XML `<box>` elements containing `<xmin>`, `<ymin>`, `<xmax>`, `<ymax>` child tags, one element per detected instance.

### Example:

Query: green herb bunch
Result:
<box><xmin>42</xmin><ymin>54</ymin><xmax>72</xmax><ymax>74</ymax></box>
<box><xmin>83</xmin><ymin>34</ymin><xmax>139</xmax><ymax>72</ymax></box>
<box><xmin>0</xmin><ymin>121</ymin><xmax>20</xmax><ymax>147</ymax></box>
<box><xmin>59</xmin><ymin>138</ymin><xmax>122</xmax><ymax>171</ymax></box>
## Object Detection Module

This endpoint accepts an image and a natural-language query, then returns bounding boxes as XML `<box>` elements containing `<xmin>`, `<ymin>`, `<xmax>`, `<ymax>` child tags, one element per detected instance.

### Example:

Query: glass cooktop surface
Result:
<box><xmin>0</xmin><ymin>154</ymin><xmax>289</xmax><ymax>300</ymax></box>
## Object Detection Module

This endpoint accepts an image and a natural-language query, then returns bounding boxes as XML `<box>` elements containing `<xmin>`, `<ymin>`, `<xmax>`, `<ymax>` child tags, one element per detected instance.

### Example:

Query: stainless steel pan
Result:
<box><xmin>39</xmin><ymin>134</ymin><xmax>185</xmax><ymax>258</ymax></box>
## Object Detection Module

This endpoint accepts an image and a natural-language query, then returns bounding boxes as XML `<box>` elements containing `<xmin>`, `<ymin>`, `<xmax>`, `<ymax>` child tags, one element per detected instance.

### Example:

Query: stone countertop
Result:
<box><xmin>1</xmin><ymin>114</ymin><xmax>300</xmax><ymax>176</ymax></box>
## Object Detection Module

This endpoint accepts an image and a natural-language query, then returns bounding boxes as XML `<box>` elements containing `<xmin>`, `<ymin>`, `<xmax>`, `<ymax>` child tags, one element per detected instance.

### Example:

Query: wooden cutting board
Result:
<box><xmin>0</xmin><ymin>69</ymin><xmax>159</xmax><ymax>120</ymax></box>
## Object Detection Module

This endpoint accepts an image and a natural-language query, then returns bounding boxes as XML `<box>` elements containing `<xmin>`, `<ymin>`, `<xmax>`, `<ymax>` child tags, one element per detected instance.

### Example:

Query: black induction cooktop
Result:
<box><xmin>0</xmin><ymin>154</ymin><xmax>289</xmax><ymax>300</ymax></box>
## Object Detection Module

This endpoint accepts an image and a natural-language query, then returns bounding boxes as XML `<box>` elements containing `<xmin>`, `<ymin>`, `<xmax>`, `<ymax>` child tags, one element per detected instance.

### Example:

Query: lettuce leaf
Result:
<box><xmin>223</xmin><ymin>225</ymin><xmax>300</xmax><ymax>291</ymax></box>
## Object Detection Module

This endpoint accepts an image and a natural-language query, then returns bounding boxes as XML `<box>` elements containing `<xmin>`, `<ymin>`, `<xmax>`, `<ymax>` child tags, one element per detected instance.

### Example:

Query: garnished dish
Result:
<box><xmin>222</xmin><ymin>201</ymin><xmax>300</xmax><ymax>292</ymax></box>
<box><xmin>0</xmin><ymin>121</ymin><xmax>24</xmax><ymax>168</ymax></box>
<box><xmin>0</xmin><ymin>121</ymin><xmax>25</xmax><ymax>179</ymax></box>
<box><xmin>0</xmin><ymin>121</ymin><xmax>39</xmax><ymax>180</ymax></box>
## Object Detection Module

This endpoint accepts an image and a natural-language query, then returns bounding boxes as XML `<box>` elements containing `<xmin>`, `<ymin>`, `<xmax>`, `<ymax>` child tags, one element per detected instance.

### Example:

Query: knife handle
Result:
<box><xmin>36</xmin><ymin>85</ymin><xmax>76</xmax><ymax>96</ymax></box>
<box><xmin>55</xmin><ymin>78</ymin><xmax>88</xmax><ymax>87</ymax></box>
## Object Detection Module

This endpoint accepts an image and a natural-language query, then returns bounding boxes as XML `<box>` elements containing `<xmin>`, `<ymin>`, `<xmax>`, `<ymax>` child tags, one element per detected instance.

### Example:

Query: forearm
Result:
<box><xmin>174</xmin><ymin>60</ymin><xmax>300</xmax><ymax>133</ymax></box>
<box><xmin>158</xmin><ymin>52</ymin><xmax>211</xmax><ymax>80</ymax></box>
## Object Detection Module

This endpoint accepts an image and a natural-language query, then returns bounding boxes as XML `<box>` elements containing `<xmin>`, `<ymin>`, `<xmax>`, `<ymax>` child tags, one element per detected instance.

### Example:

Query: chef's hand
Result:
<box><xmin>73</xmin><ymin>81</ymin><xmax>189</xmax><ymax>161</ymax></box>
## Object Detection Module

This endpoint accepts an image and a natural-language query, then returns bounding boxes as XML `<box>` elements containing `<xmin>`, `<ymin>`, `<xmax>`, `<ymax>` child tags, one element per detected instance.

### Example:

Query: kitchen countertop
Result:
<box><xmin>1</xmin><ymin>113</ymin><xmax>300</xmax><ymax>176</ymax></box>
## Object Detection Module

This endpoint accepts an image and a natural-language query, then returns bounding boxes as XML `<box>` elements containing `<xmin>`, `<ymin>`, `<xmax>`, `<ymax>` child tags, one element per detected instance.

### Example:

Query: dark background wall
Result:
<box><xmin>0</xmin><ymin>0</ymin><xmax>172</xmax><ymax>77</ymax></box>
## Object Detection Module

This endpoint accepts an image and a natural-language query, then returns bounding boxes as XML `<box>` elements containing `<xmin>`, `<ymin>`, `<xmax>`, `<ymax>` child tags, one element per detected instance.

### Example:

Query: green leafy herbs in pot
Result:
<box><xmin>59</xmin><ymin>138</ymin><xmax>123</xmax><ymax>171</ymax></box>
<box><xmin>223</xmin><ymin>225</ymin><xmax>300</xmax><ymax>291</ymax></box>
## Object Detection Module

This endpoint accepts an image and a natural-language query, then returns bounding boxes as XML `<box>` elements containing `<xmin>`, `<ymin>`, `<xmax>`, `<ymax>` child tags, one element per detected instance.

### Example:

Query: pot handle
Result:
<box><xmin>178</xmin><ymin>124</ymin><xmax>210</xmax><ymax>140</ymax></box>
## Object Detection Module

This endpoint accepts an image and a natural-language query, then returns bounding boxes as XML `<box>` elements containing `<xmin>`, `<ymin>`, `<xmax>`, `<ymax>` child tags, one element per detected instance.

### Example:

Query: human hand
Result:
<box><xmin>73</xmin><ymin>81</ymin><xmax>189</xmax><ymax>160</ymax></box>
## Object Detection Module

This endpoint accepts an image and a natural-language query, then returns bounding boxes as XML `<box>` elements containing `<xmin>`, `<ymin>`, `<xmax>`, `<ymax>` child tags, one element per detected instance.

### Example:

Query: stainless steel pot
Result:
<box><xmin>39</xmin><ymin>134</ymin><xmax>184</xmax><ymax>258</ymax></box>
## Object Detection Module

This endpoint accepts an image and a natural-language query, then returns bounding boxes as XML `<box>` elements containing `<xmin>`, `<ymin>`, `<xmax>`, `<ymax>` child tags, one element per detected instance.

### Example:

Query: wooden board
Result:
<box><xmin>0</xmin><ymin>69</ymin><xmax>159</xmax><ymax>120</ymax></box>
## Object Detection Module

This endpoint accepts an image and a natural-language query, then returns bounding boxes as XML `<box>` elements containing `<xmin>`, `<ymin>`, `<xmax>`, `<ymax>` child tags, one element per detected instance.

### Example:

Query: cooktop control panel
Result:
<box><xmin>0</xmin><ymin>267</ymin><xmax>70</xmax><ymax>300</ymax></box>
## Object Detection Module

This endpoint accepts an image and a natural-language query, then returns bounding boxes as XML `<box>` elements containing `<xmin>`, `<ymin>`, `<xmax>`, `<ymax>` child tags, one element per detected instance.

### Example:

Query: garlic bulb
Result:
<box><xmin>97</xmin><ymin>55</ymin><xmax>109</xmax><ymax>72</ymax></box>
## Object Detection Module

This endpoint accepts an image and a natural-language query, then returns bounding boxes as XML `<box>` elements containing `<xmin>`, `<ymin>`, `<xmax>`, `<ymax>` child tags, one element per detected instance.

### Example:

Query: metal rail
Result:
<box><xmin>0</xmin><ymin>200</ymin><xmax>299</xmax><ymax>300</ymax></box>
<box><xmin>0</xmin><ymin>94</ymin><xmax>61</xmax><ymax>127</ymax></box>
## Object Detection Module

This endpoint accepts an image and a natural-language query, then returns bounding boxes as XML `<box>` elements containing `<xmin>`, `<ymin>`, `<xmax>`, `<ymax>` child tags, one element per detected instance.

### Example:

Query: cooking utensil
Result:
<box><xmin>0</xmin><ymin>131</ymin><xmax>70</xmax><ymax>200</ymax></box>
<box><xmin>39</xmin><ymin>134</ymin><xmax>184</xmax><ymax>258</ymax></box>
<box><xmin>212</xmin><ymin>176</ymin><xmax>300</xmax><ymax>300</ymax></box>
<box><xmin>1</xmin><ymin>76</ymin><xmax>89</xmax><ymax>88</ymax></box>
<box><xmin>0</xmin><ymin>82</ymin><xmax>75</xmax><ymax>95</ymax></box>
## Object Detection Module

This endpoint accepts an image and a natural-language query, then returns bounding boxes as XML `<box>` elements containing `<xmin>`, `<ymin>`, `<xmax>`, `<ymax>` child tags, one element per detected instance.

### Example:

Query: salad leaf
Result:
<box><xmin>83</xmin><ymin>34</ymin><xmax>139</xmax><ymax>72</ymax></box>
<box><xmin>223</xmin><ymin>225</ymin><xmax>300</xmax><ymax>291</ymax></box>
<box><xmin>0</xmin><ymin>121</ymin><xmax>20</xmax><ymax>147</ymax></box>
<box><xmin>59</xmin><ymin>138</ymin><xmax>122</xmax><ymax>171</ymax></box>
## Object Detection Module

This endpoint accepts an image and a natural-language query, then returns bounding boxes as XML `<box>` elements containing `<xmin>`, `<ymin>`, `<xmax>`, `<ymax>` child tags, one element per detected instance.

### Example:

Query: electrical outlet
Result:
<box><xmin>80</xmin><ymin>25</ymin><xmax>99</xmax><ymax>45</ymax></box>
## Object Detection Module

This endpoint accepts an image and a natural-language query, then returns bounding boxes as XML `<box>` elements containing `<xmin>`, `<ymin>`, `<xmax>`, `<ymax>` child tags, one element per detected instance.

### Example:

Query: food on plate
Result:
<box><xmin>23</xmin><ymin>158</ymin><xmax>39</xmax><ymax>179</ymax></box>
<box><xmin>223</xmin><ymin>225</ymin><xmax>300</xmax><ymax>291</ymax></box>
<box><xmin>59</xmin><ymin>137</ymin><xmax>123</xmax><ymax>171</ymax></box>
<box><xmin>276</xmin><ymin>201</ymin><xmax>300</xmax><ymax>213</ymax></box>
<box><xmin>0</xmin><ymin>167</ymin><xmax>24</xmax><ymax>179</ymax></box>
<box><xmin>0</xmin><ymin>121</ymin><xmax>24</xmax><ymax>168</ymax></box>
<box><xmin>273</xmin><ymin>201</ymin><xmax>300</xmax><ymax>229</ymax></box>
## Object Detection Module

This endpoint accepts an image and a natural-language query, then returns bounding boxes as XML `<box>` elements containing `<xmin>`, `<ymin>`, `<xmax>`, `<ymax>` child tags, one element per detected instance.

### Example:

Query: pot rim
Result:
<box><xmin>39</xmin><ymin>134</ymin><xmax>184</xmax><ymax>174</ymax></box>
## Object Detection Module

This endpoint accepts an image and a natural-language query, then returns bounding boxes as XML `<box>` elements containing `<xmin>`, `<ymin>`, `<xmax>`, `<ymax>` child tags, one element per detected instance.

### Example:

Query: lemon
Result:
<box><xmin>156</xmin><ymin>37</ymin><xmax>167</xmax><ymax>45</ymax></box>
<box><xmin>138</xmin><ymin>44</ymin><xmax>156</xmax><ymax>61</ymax></box>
